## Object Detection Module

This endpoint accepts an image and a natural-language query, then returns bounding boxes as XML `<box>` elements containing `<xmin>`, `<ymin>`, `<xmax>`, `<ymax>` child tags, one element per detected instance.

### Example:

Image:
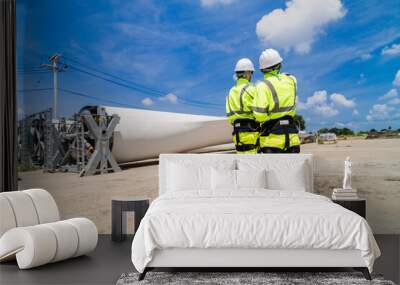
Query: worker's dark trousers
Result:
<box><xmin>260</xmin><ymin>145</ymin><xmax>300</xmax><ymax>153</ymax></box>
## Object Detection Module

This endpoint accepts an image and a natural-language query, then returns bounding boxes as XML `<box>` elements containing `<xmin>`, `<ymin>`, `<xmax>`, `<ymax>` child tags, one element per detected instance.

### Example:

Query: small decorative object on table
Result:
<box><xmin>332</xmin><ymin>157</ymin><xmax>366</xmax><ymax>218</ymax></box>
<box><xmin>332</xmin><ymin>156</ymin><xmax>359</xmax><ymax>200</ymax></box>
<box><xmin>112</xmin><ymin>196</ymin><xmax>149</xmax><ymax>242</ymax></box>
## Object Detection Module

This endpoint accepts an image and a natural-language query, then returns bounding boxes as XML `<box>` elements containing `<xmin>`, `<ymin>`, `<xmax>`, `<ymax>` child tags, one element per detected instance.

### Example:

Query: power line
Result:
<box><xmin>62</xmin><ymin>55</ymin><xmax>221</xmax><ymax>108</ymax></box>
<box><xmin>17</xmin><ymin>71</ymin><xmax>52</xmax><ymax>75</ymax></box>
<box><xmin>17</xmin><ymin>87</ymin><xmax>140</xmax><ymax>108</ymax></box>
<box><xmin>17</xmin><ymin>88</ymin><xmax>53</xmax><ymax>92</ymax></box>
<box><xmin>67</xmin><ymin>65</ymin><xmax>161</xmax><ymax>97</ymax></box>
<box><xmin>21</xmin><ymin>53</ymin><xmax>221</xmax><ymax>110</ymax></box>
<box><xmin>58</xmin><ymin>88</ymin><xmax>141</xmax><ymax>108</ymax></box>
<box><xmin>17</xmin><ymin>68</ymin><xmax>44</xmax><ymax>72</ymax></box>
<box><xmin>66</xmin><ymin>64</ymin><xmax>220</xmax><ymax>109</ymax></box>
<box><xmin>63</xmin><ymin>55</ymin><xmax>164</xmax><ymax>96</ymax></box>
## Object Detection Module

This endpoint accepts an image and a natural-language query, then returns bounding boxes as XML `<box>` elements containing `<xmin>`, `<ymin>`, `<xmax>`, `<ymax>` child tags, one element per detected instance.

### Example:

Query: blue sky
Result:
<box><xmin>17</xmin><ymin>0</ymin><xmax>400</xmax><ymax>131</ymax></box>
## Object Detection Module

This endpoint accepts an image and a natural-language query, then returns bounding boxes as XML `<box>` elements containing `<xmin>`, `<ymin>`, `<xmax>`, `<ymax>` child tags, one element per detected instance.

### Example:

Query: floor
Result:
<box><xmin>0</xmin><ymin>235</ymin><xmax>399</xmax><ymax>285</ymax></box>
<box><xmin>0</xmin><ymin>235</ymin><xmax>134</xmax><ymax>285</ymax></box>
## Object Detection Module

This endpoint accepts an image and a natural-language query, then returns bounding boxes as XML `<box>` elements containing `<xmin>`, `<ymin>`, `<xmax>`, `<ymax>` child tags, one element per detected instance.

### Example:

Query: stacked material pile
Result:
<box><xmin>332</xmin><ymin>188</ymin><xmax>359</xmax><ymax>200</ymax></box>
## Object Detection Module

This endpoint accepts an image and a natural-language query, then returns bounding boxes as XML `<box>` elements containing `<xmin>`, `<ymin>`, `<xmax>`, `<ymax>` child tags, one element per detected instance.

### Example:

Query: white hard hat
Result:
<box><xmin>234</xmin><ymin>58</ymin><xmax>255</xmax><ymax>72</ymax></box>
<box><xmin>259</xmin><ymin>48</ymin><xmax>283</xmax><ymax>70</ymax></box>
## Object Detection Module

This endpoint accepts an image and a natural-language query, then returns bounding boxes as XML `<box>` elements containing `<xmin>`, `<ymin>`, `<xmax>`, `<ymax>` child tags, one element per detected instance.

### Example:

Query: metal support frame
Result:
<box><xmin>18</xmin><ymin>107</ymin><xmax>121</xmax><ymax>176</ymax></box>
<box><xmin>57</xmin><ymin>117</ymin><xmax>86</xmax><ymax>173</ymax></box>
<box><xmin>44</xmin><ymin>118</ymin><xmax>66</xmax><ymax>171</ymax></box>
<box><xmin>79</xmin><ymin>107</ymin><xmax>121</xmax><ymax>176</ymax></box>
<box><xmin>18</xmin><ymin>108</ymin><xmax>52</xmax><ymax>168</ymax></box>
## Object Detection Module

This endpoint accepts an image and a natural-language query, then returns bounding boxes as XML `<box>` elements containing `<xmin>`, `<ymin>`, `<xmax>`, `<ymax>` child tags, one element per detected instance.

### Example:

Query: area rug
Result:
<box><xmin>116</xmin><ymin>272</ymin><xmax>396</xmax><ymax>285</ymax></box>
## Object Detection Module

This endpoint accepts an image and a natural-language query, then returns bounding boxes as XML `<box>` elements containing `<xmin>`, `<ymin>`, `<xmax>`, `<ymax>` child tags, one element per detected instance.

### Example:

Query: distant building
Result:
<box><xmin>299</xmin><ymin>131</ymin><xmax>316</xmax><ymax>144</ymax></box>
<box><xmin>318</xmin><ymin>133</ymin><xmax>337</xmax><ymax>144</ymax></box>
<box><xmin>366</xmin><ymin>130</ymin><xmax>400</xmax><ymax>139</ymax></box>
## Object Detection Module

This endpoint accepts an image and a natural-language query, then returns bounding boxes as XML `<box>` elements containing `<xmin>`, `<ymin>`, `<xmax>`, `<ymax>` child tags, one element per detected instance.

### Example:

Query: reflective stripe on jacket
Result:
<box><xmin>253</xmin><ymin>72</ymin><xmax>297</xmax><ymax>123</ymax></box>
<box><xmin>226</xmin><ymin>78</ymin><xmax>257</xmax><ymax>124</ymax></box>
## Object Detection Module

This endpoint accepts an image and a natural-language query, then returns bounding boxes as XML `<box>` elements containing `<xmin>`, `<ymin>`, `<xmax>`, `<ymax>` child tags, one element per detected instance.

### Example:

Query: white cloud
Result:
<box><xmin>302</xmin><ymin>90</ymin><xmax>338</xmax><ymax>117</ymax></box>
<box><xmin>388</xmin><ymin>98</ymin><xmax>400</xmax><ymax>105</ymax></box>
<box><xmin>330</xmin><ymin>93</ymin><xmax>356</xmax><ymax>108</ymax></box>
<box><xmin>315</xmin><ymin>104</ymin><xmax>339</xmax><ymax>117</ymax></box>
<box><xmin>366</xmin><ymin>104</ymin><xmax>397</xmax><ymax>121</ymax></box>
<box><xmin>300</xmin><ymin>90</ymin><xmax>355</xmax><ymax>117</ymax></box>
<box><xmin>379</xmin><ymin>88</ymin><xmax>398</xmax><ymax>100</ymax></box>
<box><xmin>296</xmin><ymin>98</ymin><xmax>307</xmax><ymax>110</ymax></box>
<box><xmin>381</xmin><ymin>43</ymin><xmax>400</xmax><ymax>56</ymax></box>
<box><xmin>113</xmin><ymin>22</ymin><xmax>233</xmax><ymax>54</ymax></box>
<box><xmin>306</xmin><ymin>90</ymin><xmax>327</xmax><ymax>105</ymax></box>
<box><xmin>352</xmin><ymin>109</ymin><xmax>359</xmax><ymax>116</ymax></box>
<box><xmin>393</xmin><ymin>70</ymin><xmax>400</xmax><ymax>86</ymax></box>
<box><xmin>360</xmin><ymin>53</ymin><xmax>372</xmax><ymax>60</ymax></box>
<box><xmin>334</xmin><ymin>121</ymin><xmax>356</xmax><ymax>129</ymax></box>
<box><xmin>256</xmin><ymin>0</ymin><xmax>346</xmax><ymax>54</ymax></box>
<box><xmin>200</xmin><ymin>0</ymin><xmax>236</xmax><ymax>7</ymax></box>
<box><xmin>288</xmin><ymin>28</ymin><xmax>400</xmax><ymax>80</ymax></box>
<box><xmin>141</xmin><ymin>97</ymin><xmax>154</xmax><ymax>106</ymax></box>
<box><xmin>159</xmin><ymin>93</ymin><xmax>178</xmax><ymax>104</ymax></box>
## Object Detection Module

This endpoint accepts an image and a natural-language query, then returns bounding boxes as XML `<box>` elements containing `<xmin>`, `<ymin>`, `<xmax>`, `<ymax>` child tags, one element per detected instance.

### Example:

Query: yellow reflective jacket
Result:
<box><xmin>253</xmin><ymin>72</ymin><xmax>297</xmax><ymax>123</ymax></box>
<box><xmin>226</xmin><ymin>78</ymin><xmax>257</xmax><ymax>124</ymax></box>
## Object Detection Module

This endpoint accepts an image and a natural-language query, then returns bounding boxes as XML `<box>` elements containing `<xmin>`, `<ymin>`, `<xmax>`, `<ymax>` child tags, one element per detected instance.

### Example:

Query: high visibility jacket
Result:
<box><xmin>226</xmin><ymin>78</ymin><xmax>257</xmax><ymax>124</ymax></box>
<box><xmin>253</xmin><ymin>71</ymin><xmax>300</xmax><ymax>150</ymax></box>
<box><xmin>226</xmin><ymin>78</ymin><xmax>259</xmax><ymax>154</ymax></box>
<box><xmin>253</xmin><ymin>72</ymin><xmax>297</xmax><ymax>123</ymax></box>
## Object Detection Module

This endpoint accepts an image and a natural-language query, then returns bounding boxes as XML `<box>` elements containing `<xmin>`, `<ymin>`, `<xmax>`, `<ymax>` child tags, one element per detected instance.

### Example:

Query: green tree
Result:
<box><xmin>318</xmin><ymin>128</ymin><xmax>329</xmax><ymax>134</ymax></box>
<box><xmin>341</xmin><ymin>128</ymin><xmax>354</xmax><ymax>136</ymax></box>
<box><xmin>326</xmin><ymin>127</ymin><xmax>354</xmax><ymax>136</ymax></box>
<box><xmin>294</xmin><ymin>115</ymin><xmax>306</xmax><ymax>131</ymax></box>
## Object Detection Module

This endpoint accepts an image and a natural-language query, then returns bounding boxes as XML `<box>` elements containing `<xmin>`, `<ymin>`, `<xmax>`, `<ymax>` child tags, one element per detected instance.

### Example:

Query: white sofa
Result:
<box><xmin>0</xmin><ymin>189</ymin><xmax>98</xmax><ymax>269</ymax></box>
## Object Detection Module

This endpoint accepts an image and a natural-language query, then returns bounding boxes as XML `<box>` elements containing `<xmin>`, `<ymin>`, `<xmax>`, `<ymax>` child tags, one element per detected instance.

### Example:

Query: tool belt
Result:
<box><xmin>260</xmin><ymin>115</ymin><xmax>298</xmax><ymax>151</ymax></box>
<box><xmin>232</xmin><ymin>119</ymin><xmax>260</xmax><ymax>152</ymax></box>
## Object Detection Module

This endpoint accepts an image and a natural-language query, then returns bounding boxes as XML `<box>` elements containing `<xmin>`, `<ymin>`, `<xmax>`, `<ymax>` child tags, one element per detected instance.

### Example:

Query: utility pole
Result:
<box><xmin>41</xmin><ymin>54</ymin><xmax>67</xmax><ymax>119</ymax></box>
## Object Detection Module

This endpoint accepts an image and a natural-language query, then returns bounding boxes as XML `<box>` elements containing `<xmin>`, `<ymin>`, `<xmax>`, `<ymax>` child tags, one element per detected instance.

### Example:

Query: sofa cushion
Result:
<box><xmin>0</xmin><ymin>225</ymin><xmax>57</xmax><ymax>269</ymax></box>
<box><xmin>24</xmin><ymin>189</ymin><xmax>60</xmax><ymax>224</ymax></box>
<box><xmin>0</xmin><ymin>218</ymin><xmax>98</xmax><ymax>269</ymax></box>
<box><xmin>1</xmin><ymin>192</ymin><xmax>39</xmax><ymax>227</ymax></box>
<box><xmin>0</xmin><ymin>196</ymin><xmax>17</xmax><ymax>237</ymax></box>
<box><xmin>64</xmin><ymin>218</ymin><xmax>98</xmax><ymax>257</ymax></box>
<box><xmin>42</xmin><ymin>221</ymin><xmax>79</xmax><ymax>262</ymax></box>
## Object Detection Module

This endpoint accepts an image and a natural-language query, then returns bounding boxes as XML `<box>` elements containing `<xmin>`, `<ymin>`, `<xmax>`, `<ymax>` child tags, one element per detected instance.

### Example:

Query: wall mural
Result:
<box><xmin>17</xmin><ymin>0</ymin><xmax>400</xmax><ymax>234</ymax></box>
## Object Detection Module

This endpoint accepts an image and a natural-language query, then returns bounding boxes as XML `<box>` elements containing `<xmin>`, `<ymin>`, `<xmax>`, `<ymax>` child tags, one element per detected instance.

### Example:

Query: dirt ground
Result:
<box><xmin>19</xmin><ymin>138</ymin><xmax>400</xmax><ymax>234</ymax></box>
